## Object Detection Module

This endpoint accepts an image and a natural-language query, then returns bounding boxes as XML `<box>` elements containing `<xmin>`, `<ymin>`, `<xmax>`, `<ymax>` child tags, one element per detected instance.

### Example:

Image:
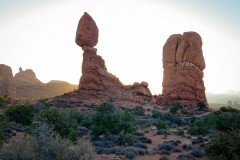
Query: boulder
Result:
<box><xmin>75</xmin><ymin>12</ymin><xmax>98</xmax><ymax>48</ymax></box>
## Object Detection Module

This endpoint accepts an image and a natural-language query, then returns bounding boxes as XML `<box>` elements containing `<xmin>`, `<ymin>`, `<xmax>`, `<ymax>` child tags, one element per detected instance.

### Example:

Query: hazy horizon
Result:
<box><xmin>1</xmin><ymin>0</ymin><xmax>240</xmax><ymax>95</ymax></box>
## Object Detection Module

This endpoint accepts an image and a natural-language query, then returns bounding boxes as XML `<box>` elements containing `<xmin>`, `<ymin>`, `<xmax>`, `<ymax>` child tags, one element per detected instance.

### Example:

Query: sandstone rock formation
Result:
<box><xmin>14</xmin><ymin>68</ymin><xmax>42</xmax><ymax>85</ymax></box>
<box><xmin>76</xmin><ymin>12</ymin><xmax>98</xmax><ymax>48</ymax></box>
<box><xmin>0</xmin><ymin>64</ymin><xmax>16</xmax><ymax>98</ymax></box>
<box><xmin>14</xmin><ymin>68</ymin><xmax>77</xmax><ymax>99</ymax></box>
<box><xmin>162</xmin><ymin>32</ymin><xmax>207</xmax><ymax>104</ymax></box>
<box><xmin>76</xmin><ymin>12</ymin><xmax>151</xmax><ymax>97</ymax></box>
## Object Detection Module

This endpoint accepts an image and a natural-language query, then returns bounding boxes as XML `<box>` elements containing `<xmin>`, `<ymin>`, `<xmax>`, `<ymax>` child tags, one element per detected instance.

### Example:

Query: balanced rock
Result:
<box><xmin>76</xmin><ymin>12</ymin><xmax>151</xmax><ymax>97</ymax></box>
<box><xmin>75</xmin><ymin>12</ymin><xmax>98</xmax><ymax>48</ymax></box>
<box><xmin>0</xmin><ymin>64</ymin><xmax>16</xmax><ymax>98</ymax></box>
<box><xmin>162</xmin><ymin>32</ymin><xmax>207</xmax><ymax>104</ymax></box>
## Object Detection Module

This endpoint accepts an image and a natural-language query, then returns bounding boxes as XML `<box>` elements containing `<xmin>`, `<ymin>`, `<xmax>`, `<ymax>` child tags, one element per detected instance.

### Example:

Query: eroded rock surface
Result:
<box><xmin>0</xmin><ymin>64</ymin><xmax>16</xmax><ymax>98</ymax></box>
<box><xmin>75</xmin><ymin>12</ymin><xmax>98</xmax><ymax>47</ymax></box>
<box><xmin>76</xmin><ymin>12</ymin><xmax>151</xmax><ymax>98</ymax></box>
<box><xmin>162</xmin><ymin>32</ymin><xmax>207</xmax><ymax>104</ymax></box>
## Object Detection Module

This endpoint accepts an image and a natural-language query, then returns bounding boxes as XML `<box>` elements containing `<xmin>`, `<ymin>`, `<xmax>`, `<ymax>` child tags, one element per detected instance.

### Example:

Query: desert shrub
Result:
<box><xmin>39</xmin><ymin>108</ymin><xmax>83</xmax><ymax>140</ymax></box>
<box><xmin>177</xmin><ymin>154</ymin><xmax>194</xmax><ymax>160</ymax></box>
<box><xmin>89</xmin><ymin>102</ymin><xmax>134</xmax><ymax>138</ymax></box>
<box><xmin>176</xmin><ymin>129</ymin><xmax>185</xmax><ymax>136</ymax></box>
<box><xmin>190</xmin><ymin>147</ymin><xmax>204</xmax><ymax>157</ymax></box>
<box><xmin>159</xmin><ymin>156</ymin><xmax>169</xmax><ymax>160</ymax></box>
<box><xmin>62</xmin><ymin>138</ymin><xmax>95</xmax><ymax>160</ymax></box>
<box><xmin>122</xmin><ymin>146</ymin><xmax>139</xmax><ymax>159</ymax></box>
<box><xmin>152</xmin><ymin>110</ymin><xmax>183</xmax><ymax>126</ymax></box>
<box><xmin>160</xmin><ymin>149</ymin><xmax>171</xmax><ymax>155</ymax></box>
<box><xmin>5</xmin><ymin>104</ymin><xmax>34</xmax><ymax>125</ymax></box>
<box><xmin>0</xmin><ymin>123</ymin><xmax>95</xmax><ymax>160</ymax></box>
<box><xmin>137</xmin><ymin>136</ymin><xmax>152</xmax><ymax>144</ymax></box>
<box><xmin>219</xmin><ymin>106</ymin><xmax>239</xmax><ymax>113</ymax></box>
<box><xmin>170</xmin><ymin>103</ymin><xmax>182</xmax><ymax>114</ymax></box>
<box><xmin>133</xmin><ymin>106</ymin><xmax>145</xmax><ymax>116</ymax></box>
<box><xmin>207</xmin><ymin>110</ymin><xmax>240</xmax><ymax>132</ymax></box>
<box><xmin>205</xmin><ymin>130</ymin><xmax>240</xmax><ymax>160</ymax></box>
<box><xmin>197</xmin><ymin>102</ymin><xmax>206</xmax><ymax>110</ymax></box>
<box><xmin>188</xmin><ymin>118</ymin><xmax>209</xmax><ymax>135</ymax></box>
<box><xmin>156</xmin><ymin>120</ymin><xmax>167</xmax><ymax>130</ymax></box>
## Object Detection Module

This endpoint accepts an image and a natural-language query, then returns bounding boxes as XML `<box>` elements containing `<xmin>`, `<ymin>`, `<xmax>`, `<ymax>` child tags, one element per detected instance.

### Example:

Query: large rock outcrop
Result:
<box><xmin>76</xmin><ymin>12</ymin><xmax>151</xmax><ymax>97</ymax></box>
<box><xmin>0</xmin><ymin>64</ymin><xmax>16</xmax><ymax>98</ymax></box>
<box><xmin>162</xmin><ymin>32</ymin><xmax>207</xmax><ymax>104</ymax></box>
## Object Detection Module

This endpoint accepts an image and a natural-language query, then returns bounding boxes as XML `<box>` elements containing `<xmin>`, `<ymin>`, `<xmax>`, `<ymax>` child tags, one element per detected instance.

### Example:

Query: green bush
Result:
<box><xmin>207</xmin><ymin>110</ymin><xmax>240</xmax><ymax>132</ymax></box>
<box><xmin>5</xmin><ymin>104</ymin><xmax>34</xmax><ymax>125</ymax></box>
<box><xmin>188</xmin><ymin>118</ymin><xmax>209</xmax><ymax>135</ymax></box>
<box><xmin>39</xmin><ymin>108</ymin><xmax>83</xmax><ymax>140</ymax></box>
<box><xmin>205</xmin><ymin>130</ymin><xmax>240</xmax><ymax>160</ymax></box>
<box><xmin>156</xmin><ymin>120</ymin><xmax>167</xmax><ymax>130</ymax></box>
<box><xmin>89</xmin><ymin>102</ymin><xmax>134</xmax><ymax>138</ymax></box>
<box><xmin>189</xmin><ymin>108</ymin><xmax>240</xmax><ymax>135</ymax></box>
<box><xmin>170</xmin><ymin>103</ymin><xmax>182</xmax><ymax>114</ymax></box>
<box><xmin>177</xmin><ymin>129</ymin><xmax>184</xmax><ymax>136</ymax></box>
<box><xmin>152</xmin><ymin>110</ymin><xmax>183</xmax><ymax>127</ymax></box>
<box><xmin>133</xmin><ymin>106</ymin><xmax>145</xmax><ymax>116</ymax></box>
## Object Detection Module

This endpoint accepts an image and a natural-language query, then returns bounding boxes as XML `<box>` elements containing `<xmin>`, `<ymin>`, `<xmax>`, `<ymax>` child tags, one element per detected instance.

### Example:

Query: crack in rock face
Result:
<box><xmin>162</xmin><ymin>32</ymin><xmax>207</xmax><ymax>104</ymax></box>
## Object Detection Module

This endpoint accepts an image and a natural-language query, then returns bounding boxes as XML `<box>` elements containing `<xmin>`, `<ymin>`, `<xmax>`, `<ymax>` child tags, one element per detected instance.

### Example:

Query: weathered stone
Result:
<box><xmin>0</xmin><ymin>64</ymin><xmax>16</xmax><ymax>98</ymax></box>
<box><xmin>79</xmin><ymin>49</ymin><xmax>123</xmax><ymax>91</ymax></box>
<box><xmin>162</xmin><ymin>32</ymin><xmax>207</xmax><ymax>104</ymax></box>
<box><xmin>75</xmin><ymin>12</ymin><xmax>98</xmax><ymax>48</ymax></box>
<box><xmin>76</xmin><ymin>12</ymin><xmax>152</xmax><ymax>97</ymax></box>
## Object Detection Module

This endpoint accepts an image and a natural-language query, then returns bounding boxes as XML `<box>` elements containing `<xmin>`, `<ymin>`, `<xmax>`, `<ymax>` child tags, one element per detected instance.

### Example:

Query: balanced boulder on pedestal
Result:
<box><xmin>75</xmin><ymin>12</ymin><xmax>151</xmax><ymax>97</ymax></box>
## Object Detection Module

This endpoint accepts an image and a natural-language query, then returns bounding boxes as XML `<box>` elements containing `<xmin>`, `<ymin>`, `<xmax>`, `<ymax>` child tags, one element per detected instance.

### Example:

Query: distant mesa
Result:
<box><xmin>0</xmin><ymin>64</ymin><xmax>16</xmax><ymax>98</ymax></box>
<box><xmin>75</xmin><ymin>12</ymin><xmax>152</xmax><ymax>97</ymax></box>
<box><xmin>161</xmin><ymin>32</ymin><xmax>207</xmax><ymax>105</ymax></box>
<box><xmin>14</xmin><ymin>68</ymin><xmax>78</xmax><ymax>99</ymax></box>
<box><xmin>0</xmin><ymin>65</ymin><xmax>77</xmax><ymax>99</ymax></box>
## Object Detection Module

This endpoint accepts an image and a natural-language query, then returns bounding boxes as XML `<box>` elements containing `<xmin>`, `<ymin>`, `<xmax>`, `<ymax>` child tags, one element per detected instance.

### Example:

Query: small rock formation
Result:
<box><xmin>14</xmin><ymin>69</ymin><xmax>42</xmax><ymax>85</ymax></box>
<box><xmin>76</xmin><ymin>12</ymin><xmax>151</xmax><ymax>97</ymax></box>
<box><xmin>162</xmin><ymin>32</ymin><xmax>207</xmax><ymax>104</ymax></box>
<box><xmin>0</xmin><ymin>64</ymin><xmax>16</xmax><ymax>98</ymax></box>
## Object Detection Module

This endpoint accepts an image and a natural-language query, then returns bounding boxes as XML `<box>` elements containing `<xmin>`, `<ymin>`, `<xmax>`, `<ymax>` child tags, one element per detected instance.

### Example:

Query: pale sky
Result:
<box><xmin>0</xmin><ymin>0</ymin><xmax>240</xmax><ymax>95</ymax></box>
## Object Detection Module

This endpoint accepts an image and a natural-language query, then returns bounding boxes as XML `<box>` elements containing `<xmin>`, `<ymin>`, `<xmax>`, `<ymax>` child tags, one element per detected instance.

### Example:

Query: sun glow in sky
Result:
<box><xmin>0</xmin><ymin>0</ymin><xmax>240</xmax><ymax>95</ymax></box>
